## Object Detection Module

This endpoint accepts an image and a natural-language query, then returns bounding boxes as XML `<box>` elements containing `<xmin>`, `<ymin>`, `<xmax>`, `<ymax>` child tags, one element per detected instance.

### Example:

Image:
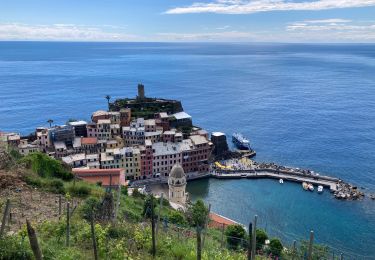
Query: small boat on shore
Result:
<box><xmin>279</xmin><ymin>179</ymin><xmax>283</xmax><ymax>184</ymax></box>
<box><xmin>317</xmin><ymin>185</ymin><xmax>324</xmax><ymax>193</ymax></box>
<box><xmin>302</xmin><ymin>182</ymin><xmax>309</xmax><ymax>190</ymax></box>
<box><xmin>308</xmin><ymin>184</ymin><xmax>314</xmax><ymax>192</ymax></box>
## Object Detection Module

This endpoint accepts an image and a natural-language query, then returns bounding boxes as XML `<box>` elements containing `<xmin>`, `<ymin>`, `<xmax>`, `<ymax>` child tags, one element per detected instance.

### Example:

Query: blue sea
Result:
<box><xmin>0</xmin><ymin>42</ymin><xmax>375</xmax><ymax>258</ymax></box>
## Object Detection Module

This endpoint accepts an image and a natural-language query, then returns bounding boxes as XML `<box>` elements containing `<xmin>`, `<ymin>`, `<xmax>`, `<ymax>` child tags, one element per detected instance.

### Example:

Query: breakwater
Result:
<box><xmin>213</xmin><ymin>165</ymin><xmax>365</xmax><ymax>200</ymax></box>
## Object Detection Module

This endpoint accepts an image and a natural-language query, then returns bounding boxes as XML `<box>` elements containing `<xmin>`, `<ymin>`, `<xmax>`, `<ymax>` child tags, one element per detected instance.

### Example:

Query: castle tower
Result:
<box><xmin>168</xmin><ymin>164</ymin><xmax>187</xmax><ymax>205</ymax></box>
<box><xmin>137</xmin><ymin>84</ymin><xmax>145</xmax><ymax>100</ymax></box>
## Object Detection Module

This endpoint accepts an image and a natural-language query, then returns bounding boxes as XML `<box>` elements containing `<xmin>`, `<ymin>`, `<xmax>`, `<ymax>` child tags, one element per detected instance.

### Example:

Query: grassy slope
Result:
<box><xmin>0</xmin><ymin>151</ymin><xmax>329</xmax><ymax>259</ymax></box>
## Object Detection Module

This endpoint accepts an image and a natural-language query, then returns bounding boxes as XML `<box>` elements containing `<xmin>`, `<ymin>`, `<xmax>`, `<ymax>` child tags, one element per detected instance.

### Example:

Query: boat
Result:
<box><xmin>232</xmin><ymin>133</ymin><xmax>252</xmax><ymax>150</ymax></box>
<box><xmin>279</xmin><ymin>179</ymin><xmax>284</xmax><ymax>184</ymax></box>
<box><xmin>302</xmin><ymin>182</ymin><xmax>309</xmax><ymax>190</ymax></box>
<box><xmin>308</xmin><ymin>184</ymin><xmax>314</xmax><ymax>192</ymax></box>
<box><xmin>317</xmin><ymin>185</ymin><xmax>324</xmax><ymax>193</ymax></box>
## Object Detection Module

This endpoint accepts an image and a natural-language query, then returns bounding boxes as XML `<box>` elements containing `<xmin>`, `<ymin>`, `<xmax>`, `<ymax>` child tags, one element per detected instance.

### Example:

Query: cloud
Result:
<box><xmin>286</xmin><ymin>19</ymin><xmax>375</xmax><ymax>41</ymax></box>
<box><xmin>155</xmin><ymin>31</ymin><xmax>255</xmax><ymax>41</ymax></box>
<box><xmin>0</xmin><ymin>23</ymin><xmax>139</xmax><ymax>41</ymax></box>
<box><xmin>216</xmin><ymin>25</ymin><xmax>231</xmax><ymax>30</ymax></box>
<box><xmin>303</xmin><ymin>18</ymin><xmax>352</xmax><ymax>24</ymax></box>
<box><xmin>165</xmin><ymin>0</ymin><xmax>375</xmax><ymax>14</ymax></box>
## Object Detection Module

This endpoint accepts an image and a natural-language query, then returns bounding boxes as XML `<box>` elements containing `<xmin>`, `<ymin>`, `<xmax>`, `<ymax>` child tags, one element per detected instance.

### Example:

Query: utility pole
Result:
<box><xmin>251</xmin><ymin>215</ymin><xmax>257</xmax><ymax>260</ymax></box>
<box><xmin>308</xmin><ymin>230</ymin><xmax>314</xmax><ymax>260</ymax></box>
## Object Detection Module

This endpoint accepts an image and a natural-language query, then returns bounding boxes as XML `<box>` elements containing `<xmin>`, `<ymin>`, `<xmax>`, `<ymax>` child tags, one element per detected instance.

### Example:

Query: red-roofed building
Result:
<box><xmin>72</xmin><ymin>168</ymin><xmax>126</xmax><ymax>188</ymax></box>
<box><xmin>209</xmin><ymin>212</ymin><xmax>239</xmax><ymax>229</ymax></box>
<box><xmin>81</xmin><ymin>137</ymin><xmax>99</xmax><ymax>154</ymax></box>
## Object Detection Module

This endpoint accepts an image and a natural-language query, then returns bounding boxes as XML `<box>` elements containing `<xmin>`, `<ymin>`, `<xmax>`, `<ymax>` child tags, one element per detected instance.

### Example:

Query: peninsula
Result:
<box><xmin>0</xmin><ymin>85</ymin><xmax>366</xmax><ymax>200</ymax></box>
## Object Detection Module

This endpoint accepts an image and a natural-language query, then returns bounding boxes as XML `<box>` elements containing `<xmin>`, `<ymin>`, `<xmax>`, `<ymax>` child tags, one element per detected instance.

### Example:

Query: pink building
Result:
<box><xmin>72</xmin><ymin>168</ymin><xmax>126</xmax><ymax>188</ymax></box>
<box><xmin>140</xmin><ymin>140</ymin><xmax>153</xmax><ymax>179</ymax></box>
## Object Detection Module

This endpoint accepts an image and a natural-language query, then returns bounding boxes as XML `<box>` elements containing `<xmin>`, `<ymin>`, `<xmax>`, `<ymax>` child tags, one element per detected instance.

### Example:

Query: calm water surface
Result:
<box><xmin>0</xmin><ymin>42</ymin><xmax>374</xmax><ymax>258</ymax></box>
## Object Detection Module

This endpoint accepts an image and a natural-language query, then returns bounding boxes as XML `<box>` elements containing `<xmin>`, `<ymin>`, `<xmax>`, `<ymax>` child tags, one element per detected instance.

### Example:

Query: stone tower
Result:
<box><xmin>168</xmin><ymin>164</ymin><xmax>187</xmax><ymax>205</ymax></box>
<box><xmin>137</xmin><ymin>84</ymin><xmax>145</xmax><ymax>100</ymax></box>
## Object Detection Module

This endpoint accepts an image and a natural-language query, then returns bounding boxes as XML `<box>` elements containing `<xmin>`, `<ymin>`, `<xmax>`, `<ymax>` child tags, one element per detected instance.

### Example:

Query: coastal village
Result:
<box><xmin>0</xmin><ymin>85</ymin><xmax>369</xmax><ymax>202</ymax></box>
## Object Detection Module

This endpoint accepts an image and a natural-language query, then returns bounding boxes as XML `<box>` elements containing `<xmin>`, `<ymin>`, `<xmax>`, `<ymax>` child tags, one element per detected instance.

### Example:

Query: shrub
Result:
<box><xmin>0</xmin><ymin>235</ymin><xmax>33</xmax><ymax>259</ymax></box>
<box><xmin>269</xmin><ymin>238</ymin><xmax>283</xmax><ymax>257</ymax></box>
<box><xmin>23</xmin><ymin>174</ymin><xmax>44</xmax><ymax>188</ymax></box>
<box><xmin>225</xmin><ymin>224</ymin><xmax>246</xmax><ymax>250</ymax></box>
<box><xmin>142</xmin><ymin>195</ymin><xmax>156</xmax><ymax>218</ymax></box>
<box><xmin>132</xmin><ymin>188</ymin><xmax>145</xmax><ymax>199</ymax></box>
<box><xmin>20</xmin><ymin>152</ymin><xmax>73</xmax><ymax>180</ymax></box>
<box><xmin>66</xmin><ymin>181</ymin><xmax>91</xmax><ymax>198</ymax></box>
<box><xmin>168</xmin><ymin>210</ymin><xmax>187</xmax><ymax>226</ymax></box>
<box><xmin>47</xmin><ymin>179</ymin><xmax>65</xmax><ymax>194</ymax></box>
<box><xmin>80</xmin><ymin>196</ymin><xmax>101</xmax><ymax>220</ymax></box>
<box><xmin>121</xmin><ymin>186</ymin><xmax>128</xmax><ymax>196</ymax></box>
<box><xmin>256</xmin><ymin>229</ymin><xmax>268</xmax><ymax>250</ymax></box>
<box><xmin>158</xmin><ymin>197</ymin><xmax>170</xmax><ymax>207</ymax></box>
<box><xmin>187</xmin><ymin>199</ymin><xmax>208</xmax><ymax>227</ymax></box>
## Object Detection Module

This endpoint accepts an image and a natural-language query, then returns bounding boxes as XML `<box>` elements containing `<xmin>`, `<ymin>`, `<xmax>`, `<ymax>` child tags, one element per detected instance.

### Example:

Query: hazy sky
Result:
<box><xmin>1</xmin><ymin>0</ymin><xmax>375</xmax><ymax>42</ymax></box>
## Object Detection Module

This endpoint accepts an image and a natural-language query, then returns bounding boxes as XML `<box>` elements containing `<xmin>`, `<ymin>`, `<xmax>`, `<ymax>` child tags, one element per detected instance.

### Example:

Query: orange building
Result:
<box><xmin>72</xmin><ymin>168</ymin><xmax>126</xmax><ymax>188</ymax></box>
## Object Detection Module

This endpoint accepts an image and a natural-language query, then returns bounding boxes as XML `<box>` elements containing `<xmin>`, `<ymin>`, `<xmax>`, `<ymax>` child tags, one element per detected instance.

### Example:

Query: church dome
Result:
<box><xmin>169</xmin><ymin>164</ymin><xmax>185</xmax><ymax>179</ymax></box>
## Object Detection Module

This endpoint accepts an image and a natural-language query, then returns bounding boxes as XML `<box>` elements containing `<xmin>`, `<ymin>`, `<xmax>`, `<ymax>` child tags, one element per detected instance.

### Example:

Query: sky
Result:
<box><xmin>1</xmin><ymin>0</ymin><xmax>375</xmax><ymax>42</ymax></box>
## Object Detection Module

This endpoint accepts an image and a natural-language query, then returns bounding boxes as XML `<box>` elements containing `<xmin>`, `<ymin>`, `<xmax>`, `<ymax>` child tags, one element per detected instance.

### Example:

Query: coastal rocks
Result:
<box><xmin>333</xmin><ymin>182</ymin><xmax>364</xmax><ymax>200</ymax></box>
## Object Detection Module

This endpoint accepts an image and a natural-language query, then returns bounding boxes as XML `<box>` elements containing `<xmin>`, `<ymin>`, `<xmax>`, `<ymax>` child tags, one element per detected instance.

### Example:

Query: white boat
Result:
<box><xmin>279</xmin><ymin>179</ymin><xmax>284</xmax><ymax>184</ymax></box>
<box><xmin>317</xmin><ymin>185</ymin><xmax>324</xmax><ymax>193</ymax></box>
<box><xmin>302</xmin><ymin>182</ymin><xmax>309</xmax><ymax>191</ymax></box>
<box><xmin>308</xmin><ymin>184</ymin><xmax>314</xmax><ymax>192</ymax></box>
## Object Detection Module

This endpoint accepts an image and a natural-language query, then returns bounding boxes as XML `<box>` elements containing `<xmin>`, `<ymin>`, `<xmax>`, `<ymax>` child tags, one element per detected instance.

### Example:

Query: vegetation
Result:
<box><xmin>20</xmin><ymin>152</ymin><xmax>73</xmax><ymax>180</ymax></box>
<box><xmin>225</xmin><ymin>224</ymin><xmax>246</xmax><ymax>250</ymax></box>
<box><xmin>0</xmin><ymin>151</ymin><xmax>334</xmax><ymax>260</ymax></box>
<box><xmin>269</xmin><ymin>238</ymin><xmax>283</xmax><ymax>257</ymax></box>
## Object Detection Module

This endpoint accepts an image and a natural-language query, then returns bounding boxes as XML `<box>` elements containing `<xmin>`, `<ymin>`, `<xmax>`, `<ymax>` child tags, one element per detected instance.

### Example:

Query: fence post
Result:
<box><xmin>90</xmin><ymin>212</ymin><xmax>98</xmax><ymax>260</ymax></box>
<box><xmin>247</xmin><ymin>222</ymin><xmax>252</xmax><ymax>260</ymax></box>
<box><xmin>251</xmin><ymin>215</ymin><xmax>257</xmax><ymax>260</ymax></box>
<box><xmin>66</xmin><ymin>202</ymin><xmax>70</xmax><ymax>247</ymax></box>
<box><xmin>202</xmin><ymin>203</ymin><xmax>211</xmax><ymax>248</ymax></box>
<box><xmin>0</xmin><ymin>199</ymin><xmax>10</xmax><ymax>238</ymax></box>
<box><xmin>26</xmin><ymin>219</ymin><xmax>43</xmax><ymax>260</ymax></box>
<box><xmin>197</xmin><ymin>226</ymin><xmax>202</xmax><ymax>260</ymax></box>
<box><xmin>151</xmin><ymin>197</ymin><xmax>156</xmax><ymax>257</ymax></box>
<box><xmin>221</xmin><ymin>223</ymin><xmax>225</xmax><ymax>247</ymax></box>
<box><xmin>308</xmin><ymin>230</ymin><xmax>314</xmax><ymax>260</ymax></box>
<box><xmin>156</xmin><ymin>193</ymin><xmax>164</xmax><ymax>239</ymax></box>
<box><xmin>58</xmin><ymin>195</ymin><xmax>62</xmax><ymax>219</ymax></box>
<box><xmin>113</xmin><ymin>184</ymin><xmax>121</xmax><ymax>223</ymax></box>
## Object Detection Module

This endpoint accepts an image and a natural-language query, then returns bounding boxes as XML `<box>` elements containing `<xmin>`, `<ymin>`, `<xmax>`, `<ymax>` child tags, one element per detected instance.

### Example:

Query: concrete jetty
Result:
<box><xmin>212</xmin><ymin>170</ymin><xmax>339</xmax><ymax>191</ymax></box>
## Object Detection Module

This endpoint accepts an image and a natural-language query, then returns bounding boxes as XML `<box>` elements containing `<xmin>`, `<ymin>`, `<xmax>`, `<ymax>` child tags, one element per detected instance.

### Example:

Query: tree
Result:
<box><xmin>105</xmin><ymin>95</ymin><xmax>111</xmax><ymax>111</ymax></box>
<box><xmin>269</xmin><ymin>238</ymin><xmax>283</xmax><ymax>257</ymax></box>
<box><xmin>186</xmin><ymin>200</ymin><xmax>209</xmax><ymax>260</ymax></box>
<box><xmin>255</xmin><ymin>229</ymin><xmax>268</xmax><ymax>250</ymax></box>
<box><xmin>225</xmin><ymin>224</ymin><xmax>246</xmax><ymax>250</ymax></box>
<box><xmin>142</xmin><ymin>195</ymin><xmax>156</xmax><ymax>219</ymax></box>
<box><xmin>47</xmin><ymin>119</ymin><xmax>53</xmax><ymax>128</ymax></box>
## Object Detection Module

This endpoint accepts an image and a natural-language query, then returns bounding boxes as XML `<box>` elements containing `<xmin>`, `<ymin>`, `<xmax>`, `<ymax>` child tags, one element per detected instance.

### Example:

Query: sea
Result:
<box><xmin>0</xmin><ymin>42</ymin><xmax>374</xmax><ymax>258</ymax></box>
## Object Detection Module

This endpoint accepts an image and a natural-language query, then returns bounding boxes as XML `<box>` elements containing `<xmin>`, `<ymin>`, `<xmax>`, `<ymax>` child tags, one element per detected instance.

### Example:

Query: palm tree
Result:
<box><xmin>47</xmin><ymin>119</ymin><xmax>53</xmax><ymax>128</ymax></box>
<box><xmin>105</xmin><ymin>95</ymin><xmax>111</xmax><ymax>111</ymax></box>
